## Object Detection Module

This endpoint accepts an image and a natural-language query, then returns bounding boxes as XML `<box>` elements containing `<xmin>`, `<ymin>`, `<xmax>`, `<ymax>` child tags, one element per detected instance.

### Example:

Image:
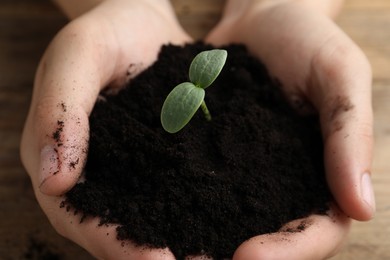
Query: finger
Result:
<box><xmin>36</xmin><ymin>193</ymin><xmax>175</xmax><ymax>260</ymax></box>
<box><xmin>21</xmin><ymin>20</ymin><xmax>118</xmax><ymax>196</ymax></box>
<box><xmin>308</xmin><ymin>36</ymin><xmax>375</xmax><ymax>221</ymax></box>
<box><xmin>233</xmin><ymin>205</ymin><xmax>351</xmax><ymax>260</ymax></box>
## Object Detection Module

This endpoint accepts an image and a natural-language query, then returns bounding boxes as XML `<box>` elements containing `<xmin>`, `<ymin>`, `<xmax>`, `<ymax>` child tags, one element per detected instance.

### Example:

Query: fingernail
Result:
<box><xmin>39</xmin><ymin>145</ymin><xmax>59</xmax><ymax>187</ymax></box>
<box><xmin>361</xmin><ymin>172</ymin><xmax>376</xmax><ymax>212</ymax></box>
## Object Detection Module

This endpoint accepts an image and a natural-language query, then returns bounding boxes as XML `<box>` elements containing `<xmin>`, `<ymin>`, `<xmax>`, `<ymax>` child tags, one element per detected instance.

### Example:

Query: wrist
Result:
<box><xmin>255</xmin><ymin>0</ymin><xmax>344</xmax><ymax>18</ymax></box>
<box><xmin>297</xmin><ymin>0</ymin><xmax>345</xmax><ymax>18</ymax></box>
<box><xmin>53</xmin><ymin>0</ymin><xmax>103</xmax><ymax>19</ymax></box>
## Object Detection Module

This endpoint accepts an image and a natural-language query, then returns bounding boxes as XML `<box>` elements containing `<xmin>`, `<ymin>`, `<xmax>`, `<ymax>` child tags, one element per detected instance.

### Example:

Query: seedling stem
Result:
<box><xmin>201</xmin><ymin>101</ymin><xmax>212</xmax><ymax>121</ymax></box>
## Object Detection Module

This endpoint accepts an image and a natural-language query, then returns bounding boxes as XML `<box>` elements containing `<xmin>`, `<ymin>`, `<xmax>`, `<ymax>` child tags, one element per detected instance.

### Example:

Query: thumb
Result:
<box><xmin>21</xmin><ymin>22</ymin><xmax>116</xmax><ymax>196</ymax></box>
<box><xmin>309</xmin><ymin>41</ymin><xmax>375</xmax><ymax>221</ymax></box>
<box><xmin>33</xmin><ymin>98</ymin><xmax>90</xmax><ymax>196</ymax></box>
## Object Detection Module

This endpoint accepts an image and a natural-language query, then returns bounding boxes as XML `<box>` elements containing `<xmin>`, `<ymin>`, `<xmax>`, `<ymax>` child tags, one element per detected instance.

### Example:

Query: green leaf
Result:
<box><xmin>189</xmin><ymin>49</ymin><xmax>227</xmax><ymax>89</ymax></box>
<box><xmin>161</xmin><ymin>82</ymin><xmax>205</xmax><ymax>133</ymax></box>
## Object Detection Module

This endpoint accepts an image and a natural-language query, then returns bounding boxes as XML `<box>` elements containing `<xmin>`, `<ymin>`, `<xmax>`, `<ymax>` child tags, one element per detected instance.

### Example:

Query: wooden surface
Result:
<box><xmin>0</xmin><ymin>0</ymin><xmax>389</xmax><ymax>259</ymax></box>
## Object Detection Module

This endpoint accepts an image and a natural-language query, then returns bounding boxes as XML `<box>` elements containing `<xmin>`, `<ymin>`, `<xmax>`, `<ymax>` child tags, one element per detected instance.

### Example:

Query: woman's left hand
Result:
<box><xmin>206</xmin><ymin>0</ymin><xmax>374</xmax><ymax>258</ymax></box>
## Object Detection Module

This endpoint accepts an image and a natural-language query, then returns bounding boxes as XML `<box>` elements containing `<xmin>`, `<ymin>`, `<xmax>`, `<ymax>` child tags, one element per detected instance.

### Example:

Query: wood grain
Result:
<box><xmin>0</xmin><ymin>0</ymin><xmax>388</xmax><ymax>259</ymax></box>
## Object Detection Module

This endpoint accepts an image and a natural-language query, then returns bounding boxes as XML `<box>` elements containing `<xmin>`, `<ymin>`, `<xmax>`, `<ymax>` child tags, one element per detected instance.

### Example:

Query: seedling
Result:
<box><xmin>161</xmin><ymin>49</ymin><xmax>227</xmax><ymax>133</ymax></box>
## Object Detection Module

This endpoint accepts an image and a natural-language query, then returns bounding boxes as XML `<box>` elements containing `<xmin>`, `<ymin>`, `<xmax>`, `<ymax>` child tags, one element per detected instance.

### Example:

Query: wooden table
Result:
<box><xmin>0</xmin><ymin>0</ymin><xmax>388</xmax><ymax>259</ymax></box>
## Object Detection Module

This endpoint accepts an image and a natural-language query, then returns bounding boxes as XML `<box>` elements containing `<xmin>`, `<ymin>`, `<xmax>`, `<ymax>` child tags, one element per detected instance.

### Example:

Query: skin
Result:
<box><xmin>20</xmin><ymin>0</ymin><xmax>374</xmax><ymax>259</ymax></box>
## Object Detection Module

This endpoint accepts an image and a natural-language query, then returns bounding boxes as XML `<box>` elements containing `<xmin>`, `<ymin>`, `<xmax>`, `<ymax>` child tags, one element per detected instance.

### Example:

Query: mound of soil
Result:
<box><xmin>64</xmin><ymin>43</ymin><xmax>331</xmax><ymax>259</ymax></box>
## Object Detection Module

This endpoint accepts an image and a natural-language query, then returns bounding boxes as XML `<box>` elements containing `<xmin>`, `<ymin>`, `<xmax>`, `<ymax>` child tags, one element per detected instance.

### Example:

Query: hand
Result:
<box><xmin>20</xmin><ymin>0</ymin><xmax>191</xmax><ymax>258</ymax></box>
<box><xmin>206</xmin><ymin>0</ymin><xmax>374</xmax><ymax>258</ymax></box>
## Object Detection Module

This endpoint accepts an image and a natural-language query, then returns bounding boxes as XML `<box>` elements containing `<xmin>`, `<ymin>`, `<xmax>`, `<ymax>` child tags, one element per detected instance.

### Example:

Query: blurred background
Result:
<box><xmin>0</xmin><ymin>0</ymin><xmax>389</xmax><ymax>259</ymax></box>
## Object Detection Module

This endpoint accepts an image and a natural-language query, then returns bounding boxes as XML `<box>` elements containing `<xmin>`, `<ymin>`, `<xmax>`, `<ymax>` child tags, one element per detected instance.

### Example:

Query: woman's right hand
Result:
<box><xmin>20</xmin><ymin>0</ymin><xmax>191</xmax><ymax>258</ymax></box>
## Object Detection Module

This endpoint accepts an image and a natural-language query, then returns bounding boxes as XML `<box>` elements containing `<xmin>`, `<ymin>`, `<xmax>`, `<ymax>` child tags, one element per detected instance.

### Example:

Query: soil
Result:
<box><xmin>64</xmin><ymin>43</ymin><xmax>331</xmax><ymax>259</ymax></box>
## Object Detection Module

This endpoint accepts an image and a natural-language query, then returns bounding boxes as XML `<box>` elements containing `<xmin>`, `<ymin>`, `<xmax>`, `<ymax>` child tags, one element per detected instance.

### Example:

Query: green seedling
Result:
<box><xmin>161</xmin><ymin>49</ymin><xmax>227</xmax><ymax>133</ymax></box>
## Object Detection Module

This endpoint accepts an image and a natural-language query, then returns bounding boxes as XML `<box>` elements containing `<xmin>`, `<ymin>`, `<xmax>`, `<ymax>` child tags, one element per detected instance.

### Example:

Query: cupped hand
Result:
<box><xmin>206</xmin><ymin>0</ymin><xmax>374</xmax><ymax>258</ymax></box>
<box><xmin>20</xmin><ymin>0</ymin><xmax>191</xmax><ymax>258</ymax></box>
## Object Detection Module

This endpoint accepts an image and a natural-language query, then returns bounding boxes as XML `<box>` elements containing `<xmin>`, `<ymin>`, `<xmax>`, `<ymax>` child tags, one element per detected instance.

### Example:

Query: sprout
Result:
<box><xmin>161</xmin><ymin>49</ymin><xmax>227</xmax><ymax>133</ymax></box>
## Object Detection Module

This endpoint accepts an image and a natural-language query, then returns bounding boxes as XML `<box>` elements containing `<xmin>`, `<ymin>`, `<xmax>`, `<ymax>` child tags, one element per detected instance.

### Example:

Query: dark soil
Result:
<box><xmin>64</xmin><ymin>43</ymin><xmax>331</xmax><ymax>259</ymax></box>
